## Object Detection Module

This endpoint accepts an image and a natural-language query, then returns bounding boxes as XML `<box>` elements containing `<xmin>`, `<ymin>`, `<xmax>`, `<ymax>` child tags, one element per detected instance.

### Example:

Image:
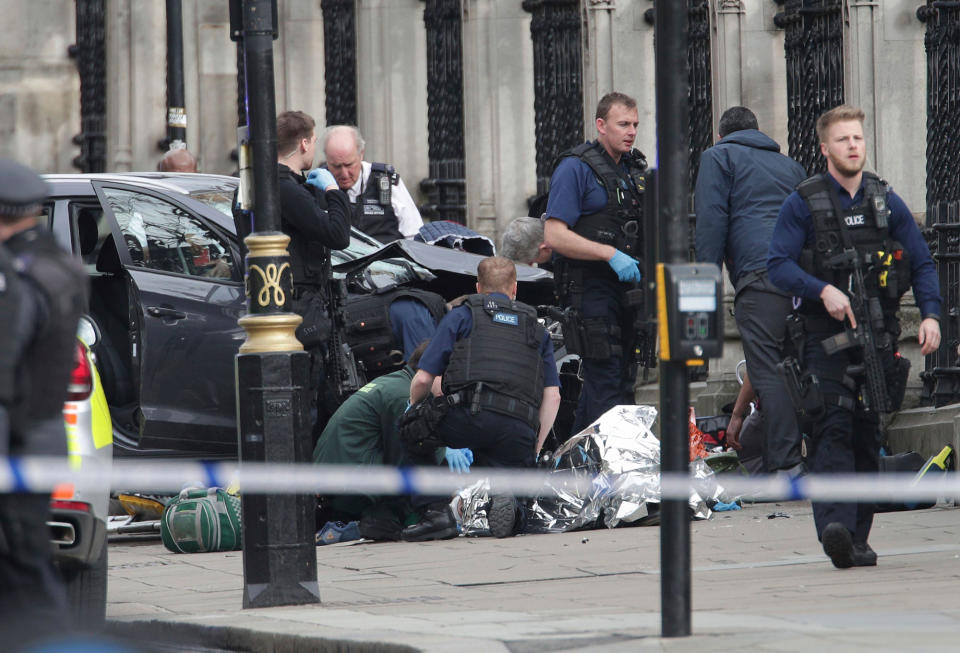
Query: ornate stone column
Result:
<box><xmin>420</xmin><ymin>0</ymin><xmax>467</xmax><ymax>224</ymax></box>
<box><xmin>523</xmin><ymin>0</ymin><xmax>583</xmax><ymax>197</ymax></box>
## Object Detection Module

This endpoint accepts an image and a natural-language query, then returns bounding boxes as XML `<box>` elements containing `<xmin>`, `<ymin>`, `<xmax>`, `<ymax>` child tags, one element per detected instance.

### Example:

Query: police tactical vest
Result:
<box><xmin>796</xmin><ymin>172</ymin><xmax>911</xmax><ymax>320</ymax></box>
<box><xmin>344</xmin><ymin>286</ymin><xmax>447</xmax><ymax>374</ymax></box>
<box><xmin>352</xmin><ymin>163</ymin><xmax>402</xmax><ymax>244</ymax></box>
<box><xmin>7</xmin><ymin>227</ymin><xmax>88</xmax><ymax>431</ymax></box>
<box><xmin>442</xmin><ymin>294</ymin><xmax>545</xmax><ymax>428</ymax></box>
<box><xmin>556</xmin><ymin>141</ymin><xmax>647</xmax><ymax>281</ymax></box>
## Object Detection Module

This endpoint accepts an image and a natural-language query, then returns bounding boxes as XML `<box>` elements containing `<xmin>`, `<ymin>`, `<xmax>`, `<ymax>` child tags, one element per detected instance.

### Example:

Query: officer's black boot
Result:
<box><xmin>488</xmin><ymin>496</ymin><xmax>522</xmax><ymax>538</ymax></box>
<box><xmin>401</xmin><ymin>503</ymin><xmax>458</xmax><ymax>542</ymax></box>
<box><xmin>852</xmin><ymin>542</ymin><xmax>878</xmax><ymax>566</ymax></box>
<box><xmin>821</xmin><ymin>522</ymin><xmax>855</xmax><ymax>568</ymax></box>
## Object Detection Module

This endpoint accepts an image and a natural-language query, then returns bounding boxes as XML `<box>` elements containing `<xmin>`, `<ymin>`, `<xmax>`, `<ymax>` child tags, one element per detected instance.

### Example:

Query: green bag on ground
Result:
<box><xmin>161</xmin><ymin>487</ymin><xmax>243</xmax><ymax>553</ymax></box>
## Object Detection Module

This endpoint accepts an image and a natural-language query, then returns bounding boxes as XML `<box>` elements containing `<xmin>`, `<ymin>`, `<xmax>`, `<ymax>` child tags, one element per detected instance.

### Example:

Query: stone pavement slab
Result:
<box><xmin>105</xmin><ymin>500</ymin><xmax>960</xmax><ymax>652</ymax></box>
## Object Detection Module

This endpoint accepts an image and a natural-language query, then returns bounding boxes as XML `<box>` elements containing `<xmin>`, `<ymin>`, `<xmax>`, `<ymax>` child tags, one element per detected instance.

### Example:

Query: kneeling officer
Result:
<box><xmin>401</xmin><ymin>256</ymin><xmax>562</xmax><ymax>541</ymax></box>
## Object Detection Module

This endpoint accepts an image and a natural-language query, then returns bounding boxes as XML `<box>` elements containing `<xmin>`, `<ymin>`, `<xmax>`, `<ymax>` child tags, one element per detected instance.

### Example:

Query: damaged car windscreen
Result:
<box><xmin>193</xmin><ymin>184</ymin><xmax>432</xmax><ymax>291</ymax></box>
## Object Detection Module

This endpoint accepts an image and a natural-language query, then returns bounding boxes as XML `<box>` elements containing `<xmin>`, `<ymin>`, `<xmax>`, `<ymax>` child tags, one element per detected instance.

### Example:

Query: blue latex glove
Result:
<box><xmin>713</xmin><ymin>500</ymin><xmax>742</xmax><ymax>512</ymax></box>
<box><xmin>445</xmin><ymin>447</ymin><xmax>474</xmax><ymax>473</ymax></box>
<box><xmin>306</xmin><ymin>167</ymin><xmax>337</xmax><ymax>191</ymax></box>
<box><xmin>608</xmin><ymin>249</ymin><xmax>642</xmax><ymax>283</ymax></box>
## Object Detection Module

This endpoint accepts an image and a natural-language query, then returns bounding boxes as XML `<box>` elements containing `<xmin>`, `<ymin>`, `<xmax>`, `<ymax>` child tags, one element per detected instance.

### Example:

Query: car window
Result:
<box><xmin>188</xmin><ymin>189</ymin><xmax>235</xmax><ymax>219</ymax></box>
<box><xmin>101</xmin><ymin>187</ymin><xmax>239</xmax><ymax>281</ymax></box>
<box><xmin>70</xmin><ymin>203</ymin><xmax>111</xmax><ymax>271</ymax></box>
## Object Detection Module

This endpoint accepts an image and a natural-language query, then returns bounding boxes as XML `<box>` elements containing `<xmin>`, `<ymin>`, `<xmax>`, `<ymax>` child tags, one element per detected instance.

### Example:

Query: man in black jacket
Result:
<box><xmin>695</xmin><ymin>106</ymin><xmax>807</xmax><ymax>474</ymax></box>
<box><xmin>276</xmin><ymin>110</ymin><xmax>352</xmax><ymax>434</ymax></box>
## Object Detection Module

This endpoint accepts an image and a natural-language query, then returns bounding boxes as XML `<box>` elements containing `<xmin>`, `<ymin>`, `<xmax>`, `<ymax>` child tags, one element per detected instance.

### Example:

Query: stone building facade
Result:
<box><xmin>1</xmin><ymin>1</ymin><xmax>929</xmax><ymax>223</ymax></box>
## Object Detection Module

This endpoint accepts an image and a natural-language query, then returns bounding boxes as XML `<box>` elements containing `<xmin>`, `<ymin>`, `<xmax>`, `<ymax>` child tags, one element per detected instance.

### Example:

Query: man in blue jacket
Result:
<box><xmin>695</xmin><ymin>107</ymin><xmax>807</xmax><ymax>474</ymax></box>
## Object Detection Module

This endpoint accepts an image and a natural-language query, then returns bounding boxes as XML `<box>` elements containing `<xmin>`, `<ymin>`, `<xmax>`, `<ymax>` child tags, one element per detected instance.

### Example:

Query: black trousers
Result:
<box><xmin>0</xmin><ymin>493</ymin><xmax>68</xmax><ymax>645</ymax></box>
<box><xmin>571</xmin><ymin>277</ymin><xmax>634</xmax><ymax>434</ymax></box>
<box><xmin>803</xmin><ymin>332</ymin><xmax>880</xmax><ymax>543</ymax></box>
<box><xmin>406</xmin><ymin>405</ymin><xmax>536</xmax><ymax>508</ymax></box>
<box><xmin>734</xmin><ymin>273</ymin><xmax>803</xmax><ymax>471</ymax></box>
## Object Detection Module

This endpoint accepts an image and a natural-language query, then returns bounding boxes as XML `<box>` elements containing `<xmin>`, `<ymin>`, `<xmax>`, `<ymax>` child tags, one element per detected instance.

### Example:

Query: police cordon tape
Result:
<box><xmin>1</xmin><ymin>456</ymin><xmax>957</xmax><ymax>503</ymax></box>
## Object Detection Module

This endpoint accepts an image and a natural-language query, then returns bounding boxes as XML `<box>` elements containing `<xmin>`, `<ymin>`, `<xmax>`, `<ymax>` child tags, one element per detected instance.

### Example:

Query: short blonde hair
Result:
<box><xmin>816</xmin><ymin>105</ymin><xmax>865</xmax><ymax>143</ymax></box>
<box><xmin>477</xmin><ymin>256</ymin><xmax>517</xmax><ymax>295</ymax></box>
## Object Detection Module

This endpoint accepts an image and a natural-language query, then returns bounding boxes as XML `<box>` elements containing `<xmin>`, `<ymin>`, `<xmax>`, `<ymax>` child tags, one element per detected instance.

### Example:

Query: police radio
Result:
<box><xmin>656</xmin><ymin>263</ymin><xmax>723</xmax><ymax>361</ymax></box>
<box><xmin>378</xmin><ymin>173</ymin><xmax>391</xmax><ymax>206</ymax></box>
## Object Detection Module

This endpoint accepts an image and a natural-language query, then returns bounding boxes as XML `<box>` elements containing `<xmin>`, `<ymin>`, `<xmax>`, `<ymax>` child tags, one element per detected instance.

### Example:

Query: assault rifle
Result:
<box><xmin>820</xmin><ymin>249</ymin><xmax>890</xmax><ymax>414</ymax></box>
<box><xmin>627</xmin><ymin>283</ymin><xmax>657</xmax><ymax>381</ymax></box>
<box><xmin>326</xmin><ymin>278</ymin><xmax>364</xmax><ymax>401</ymax></box>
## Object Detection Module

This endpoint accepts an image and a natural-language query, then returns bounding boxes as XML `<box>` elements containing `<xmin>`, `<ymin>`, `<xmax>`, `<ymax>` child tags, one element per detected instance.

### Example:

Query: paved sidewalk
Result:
<box><xmin>105</xmin><ymin>500</ymin><xmax>960</xmax><ymax>652</ymax></box>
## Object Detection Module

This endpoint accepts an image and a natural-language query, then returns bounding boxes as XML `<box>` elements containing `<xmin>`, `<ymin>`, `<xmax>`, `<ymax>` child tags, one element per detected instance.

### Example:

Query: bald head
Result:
<box><xmin>158</xmin><ymin>148</ymin><xmax>198</xmax><ymax>173</ymax></box>
<box><xmin>476</xmin><ymin>256</ymin><xmax>518</xmax><ymax>297</ymax></box>
<box><xmin>322</xmin><ymin>125</ymin><xmax>365</xmax><ymax>190</ymax></box>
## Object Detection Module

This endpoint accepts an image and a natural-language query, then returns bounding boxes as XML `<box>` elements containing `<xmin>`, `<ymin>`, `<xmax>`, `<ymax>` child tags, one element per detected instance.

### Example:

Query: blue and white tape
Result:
<box><xmin>1</xmin><ymin>456</ymin><xmax>957</xmax><ymax>503</ymax></box>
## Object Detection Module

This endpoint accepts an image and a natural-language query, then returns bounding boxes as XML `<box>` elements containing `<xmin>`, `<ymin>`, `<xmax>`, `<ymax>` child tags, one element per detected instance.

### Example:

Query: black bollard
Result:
<box><xmin>233</xmin><ymin>0</ymin><xmax>319</xmax><ymax>609</ymax></box>
<box><xmin>655</xmin><ymin>1</ymin><xmax>692</xmax><ymax>638</ymax></box>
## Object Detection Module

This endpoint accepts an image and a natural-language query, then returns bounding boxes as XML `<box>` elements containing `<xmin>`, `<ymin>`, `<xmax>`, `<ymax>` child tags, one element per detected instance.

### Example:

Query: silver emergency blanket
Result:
<box><xmin>451</xmin><ymin>405</ymin><xmax>725</xmax><ymax>536</ymax></box>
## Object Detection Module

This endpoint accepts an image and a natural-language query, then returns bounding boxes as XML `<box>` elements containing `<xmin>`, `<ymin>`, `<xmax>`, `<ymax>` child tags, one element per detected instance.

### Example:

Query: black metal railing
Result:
<box><xmin>321</xmin><ymin>0</ymin><xmax>358</xmax><ymax>126</ymax></box>
<box><xmin>918</xmin><ymin>1</ymin><xmax>960</xmax><ymax>404</ymax></box>
<box><xmin>70</xmin><ymin>0</ymin><xmax>107</xmax><ymax>172</ymax></box>
<box><xmin>774</xmin><ymin>0</ymin><xmax>844</xmax><ymax>175</ymax></box>
<box><xmin>420</xmin><ymin>0</ymin><xmax>466</xmax><ymax>224</ymax></box>
<box><xmin>523</xmin><ymin>0</ymin><xmax>583</xmax><ymax>198</ymax></box>
<box><xmin>687</xmin><ymin>0</ymin><xmax>713</xmax><ymax>195</ymax></box>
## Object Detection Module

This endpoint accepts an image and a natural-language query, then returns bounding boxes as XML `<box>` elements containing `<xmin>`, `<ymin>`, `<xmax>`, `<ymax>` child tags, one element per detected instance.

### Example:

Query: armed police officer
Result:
<box><xmin>543</xmin><ymin>92</ymin><xmax>647</xmax><ymax>434</ymax></box>
<box><xmin>400</xmin><ymin>256</ymin><xmax>562</xmax><ymax>542</ymax></box>
<box><xmin>768</xmin><ymin>105</ymin><xmax>941</xmax><ymax>569</ymax></box>
<box><xmin>321</xmin><ymin>125</ymin><xmax>423</xmax><ymax>244</ymax></box>
<box><xmin>276</xmin><ymin>110</ymin><xmax>352</xmax><ymax>436</ymax></box>
<box><xmin>0</xmin><ymin>159</ymin><xmax>87</xmax><ymax>643</ymax></box>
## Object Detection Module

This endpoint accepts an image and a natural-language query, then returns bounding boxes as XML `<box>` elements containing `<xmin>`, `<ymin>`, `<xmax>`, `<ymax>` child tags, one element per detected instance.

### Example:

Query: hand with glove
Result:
<box><xmin>444</xmin><ymin>447</ymin><xmax>474</xmax><ymax>473</ymax></box>
<box><xmin>305</xmin><ymin>167</ymin><xmax>338</xmax><ymax>192</ymax></box>
<box><xmin>607</xmin><ymin>249</ymin><xmax>642</xmax><ymax>283</ymax></box>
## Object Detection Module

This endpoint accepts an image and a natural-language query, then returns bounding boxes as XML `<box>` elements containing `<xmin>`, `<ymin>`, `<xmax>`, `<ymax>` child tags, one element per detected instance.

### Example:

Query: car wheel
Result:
<box><xmin>62</xmin><ymin>539</ymin><xmax>107</xmax><ymax>629</ymax></box>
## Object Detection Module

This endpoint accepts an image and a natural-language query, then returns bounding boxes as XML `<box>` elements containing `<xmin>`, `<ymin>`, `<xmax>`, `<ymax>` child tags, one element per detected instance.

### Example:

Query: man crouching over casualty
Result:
<box><xmin>398</xmin><ymin>256</ymin><xmax>562</xmax><ymax>541</ymax></box>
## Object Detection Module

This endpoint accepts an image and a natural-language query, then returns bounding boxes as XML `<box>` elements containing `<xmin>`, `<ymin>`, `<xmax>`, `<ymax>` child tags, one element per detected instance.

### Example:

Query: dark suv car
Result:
<box><xmin>42</xmin><ymin>173</ymin><xmax>553</xmax><ymax>458</ymax></box>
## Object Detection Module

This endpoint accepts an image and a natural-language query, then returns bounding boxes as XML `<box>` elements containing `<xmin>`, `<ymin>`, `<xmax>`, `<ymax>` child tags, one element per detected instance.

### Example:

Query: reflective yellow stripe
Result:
<box><xmin>90</xmin><ymin>365</ymin><xmax>113</xmax><ymax>449</ymax></box>
<box><xmin>656</xmin><ymin>264</ymin><xmax>670</xmax><ymax>360</ymax></box>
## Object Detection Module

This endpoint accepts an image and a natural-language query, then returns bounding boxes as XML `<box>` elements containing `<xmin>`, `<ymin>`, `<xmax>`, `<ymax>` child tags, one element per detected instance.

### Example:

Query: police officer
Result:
<box><xmin>321</xmin><ymin>125</ymin><xmax>424</xmax><ymax>244</ymax></box>
<box><xmin>543</xmin><ymin>91</ymin><xmax>647</xmax><ymax>434</ymax></box>
<box><xmin>768</xmin><ymin>105</ymin><xmax>941</xmax><ymax>569</ymax></box>
<box><xmin>401</xmin><ymin>257</ymin><xmax>562</xmax><ymax>541</ymax></box>
<box><xmin>276</xmin><ymin>110</ymin><xmax>352</xmax><ymax>435</ymax></box>
<box><xmin>0</xmin><ymin>159</ymin><xmax>87</xmax><ymax>642</ymax></box>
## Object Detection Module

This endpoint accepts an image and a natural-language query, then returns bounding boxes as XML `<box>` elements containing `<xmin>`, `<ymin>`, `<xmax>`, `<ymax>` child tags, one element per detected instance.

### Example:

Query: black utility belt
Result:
<box><xmin>453</xmin><ymin>387</ymin><xmax>539</xmax><ymax>425</ymax></box>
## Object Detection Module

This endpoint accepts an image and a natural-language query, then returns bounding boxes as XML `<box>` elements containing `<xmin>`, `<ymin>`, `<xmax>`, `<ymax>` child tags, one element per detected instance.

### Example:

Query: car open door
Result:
<box><xmin>93</xmin><ymin>182</ymin><xmax>246</xmax><ymax>455</ymax></box>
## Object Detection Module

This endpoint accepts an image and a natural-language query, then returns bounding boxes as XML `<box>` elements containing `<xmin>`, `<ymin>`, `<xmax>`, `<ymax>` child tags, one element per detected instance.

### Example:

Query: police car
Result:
<box><xmin>40</xmin><ymin>173</ymin><xmax>553</xmax><ymax>459</ymax></box>
<box><xmin>49</xmin><ymin>317</ymin><xmax>113</xmax><ymax>625</ymax></box>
